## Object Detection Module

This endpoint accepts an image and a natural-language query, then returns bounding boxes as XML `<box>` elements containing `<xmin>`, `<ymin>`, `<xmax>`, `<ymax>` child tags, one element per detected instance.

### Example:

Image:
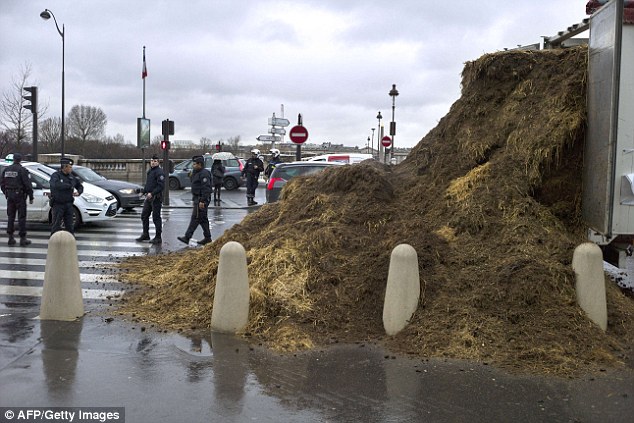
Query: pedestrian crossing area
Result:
<box><xmin>0</xmin><ymin>211</ymin><xmax>169</xmax><ymax>308</ymax></box>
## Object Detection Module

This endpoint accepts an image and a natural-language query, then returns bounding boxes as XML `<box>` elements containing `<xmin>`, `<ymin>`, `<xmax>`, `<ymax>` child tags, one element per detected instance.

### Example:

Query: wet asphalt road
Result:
<box><xmin>1</xmin><ymin>186</ymin><xmax>634</xmax><ymax>422</ymax></box>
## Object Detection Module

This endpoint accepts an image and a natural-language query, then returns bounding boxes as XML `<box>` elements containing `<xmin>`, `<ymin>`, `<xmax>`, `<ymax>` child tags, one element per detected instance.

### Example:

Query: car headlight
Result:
<box><xmin>118</xmin><ymin>188</ymin><xmax>137</xmax><ymax>195</ymax></box>
<box><xmin>81</xmin><ymin>193</ymin><xmax>104</xmax><ymax>203</ymax></box>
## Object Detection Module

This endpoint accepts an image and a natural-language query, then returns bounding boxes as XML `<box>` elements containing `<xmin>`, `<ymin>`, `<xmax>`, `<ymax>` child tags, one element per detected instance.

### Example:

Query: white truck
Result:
<box><xmin>583</xmin><ymin>0</ymin><xmax>634</xmax><ymax>265</ymax></box>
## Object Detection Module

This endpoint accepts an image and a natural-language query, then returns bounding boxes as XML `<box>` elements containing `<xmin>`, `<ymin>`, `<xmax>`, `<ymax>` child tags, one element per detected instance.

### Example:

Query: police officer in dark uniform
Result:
<box><xmin>136</xmin><ymin>154</ymin><xmax>165</xmax><ymax>244</ymax></box>
<box><xmin>264</xmin><ymin>148</ymin><xmax>282</xmax><ymax>180</ymax></box>
<box><xmin>241</xmin><ymin>149</ymin><xmax>264</xmax><ymax>206</ymax></box>
<box><xmin>49</xmin><ymin>157</ymin><xmax>83</xmax><ymax>235</ymax></box>
<box><xmin>1</xmin><ymin>153</ymin><xmax>34</xmax><ymax>246</ymax></box>
<box><xmin>177</xmin><ymin>155</ymin><xmax>213</xmax><ymax>245</ymax></box>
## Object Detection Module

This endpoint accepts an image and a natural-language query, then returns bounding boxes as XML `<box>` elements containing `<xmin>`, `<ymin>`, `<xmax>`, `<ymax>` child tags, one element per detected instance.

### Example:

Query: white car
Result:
<box><xmin>0</xmin><ymin>160</ymin><xmax>118</xmax><ymax>230</ymax></box>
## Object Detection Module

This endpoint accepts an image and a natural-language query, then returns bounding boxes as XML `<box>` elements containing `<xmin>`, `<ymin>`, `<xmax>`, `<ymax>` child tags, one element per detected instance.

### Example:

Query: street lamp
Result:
<box><xmin>376</xmin><ymin>111</ymin><xmax>382</xmax><ymax>159</ymax></box>
<box><xmin>366</xmin><ymin>136</ymin><xmax>370</xmax><ymax>154</ymax></box>
<box><xmin>388</xmin><ymin>84</ymin><xmax>399</xmax><ymax>159</ymax></box>
<box><xmin>370</xmin><ymin>127</ymin><xmax>375</xmax><ymax>157</ymax></box>
<box><xmin>40</xmin><ymin>9</ymin><xmax>65</xmax><ymax>158</ymax></box>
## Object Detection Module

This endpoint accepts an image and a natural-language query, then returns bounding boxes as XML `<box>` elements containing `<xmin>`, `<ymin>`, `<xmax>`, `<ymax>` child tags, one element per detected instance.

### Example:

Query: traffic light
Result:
<box><xmin>23</xmin><ymin>86</ymin><xmax>37</xmax><ymax>113</ymax></box>
<box><xmin>161</xmin><ymin>140</ymin><xmax>170</xmax><ymax>150</ymax></box>
<box><xmin>215</xmin><ymin>143</ymin><xmax>222</xmax><ymax>151</ymax></box>
<box><xmin>161</xmin><ymin>119</ymin><xmax>174</xmax><ymax>136</ymax></box>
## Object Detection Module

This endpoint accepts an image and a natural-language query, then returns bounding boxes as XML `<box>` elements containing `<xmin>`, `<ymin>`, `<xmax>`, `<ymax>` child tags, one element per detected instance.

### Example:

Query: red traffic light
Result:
<box><xmin>161</xmin><ymin>140</ymin><xmax>170</xmax><ymax>150</ymax></box>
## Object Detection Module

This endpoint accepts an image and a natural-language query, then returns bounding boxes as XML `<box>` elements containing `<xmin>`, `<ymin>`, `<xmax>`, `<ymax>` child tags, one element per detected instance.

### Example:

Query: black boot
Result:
<box><xmin>19</xmin><ymin>237</ymin><xmax>31</xmax><ymax>246</ymax></box>
<box><xmin>197</xmin><ymin>237</ymin><xmax>212</xmax><ymax>245</ymax></box>
<box><xmin>149</xmin><ymin>236</ymin><xmax>162</xmax><ymax>244</ymax></box>
<box><xmin>177</xmin><ymin>236</ymin><xmax>190</xmax><ymax>244</ymax></box>
<box><xmin>8</xmin><ymin>236</ymin><xmax>16</xmax><ymax>246</ymax></box>
<box><xmin>136</xmin><ymin>233</ymin><xmax>150</xmax><ymax>242</ymax></box>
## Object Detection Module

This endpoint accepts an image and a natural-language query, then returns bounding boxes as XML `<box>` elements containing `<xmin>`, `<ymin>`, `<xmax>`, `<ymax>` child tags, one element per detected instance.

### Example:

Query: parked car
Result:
<box><xmin>56</xmin><ymin>165</ymin><xmax>143</xmax><ymax>211</ymax></box>
<box><xmin>265</xmin><ymin>161</ymin><xmax>343</xmax><ymax>203</ymax></box>
<box><xmin>0</xmin><ymin>160</ymin><xmax>119</xmax><ymax>230</ymax></box>
<box><xmin>169</xmin><ymin>152</ymin><xmax>245</xmax><ymax>191</ymax></box>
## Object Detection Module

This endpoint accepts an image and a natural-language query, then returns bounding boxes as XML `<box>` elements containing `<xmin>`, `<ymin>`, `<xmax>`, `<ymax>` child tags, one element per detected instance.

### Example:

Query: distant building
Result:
<box><xmin>171</xmin><ymin>139</ymin><xmax>195</xmax><ymax>149</ymax></box>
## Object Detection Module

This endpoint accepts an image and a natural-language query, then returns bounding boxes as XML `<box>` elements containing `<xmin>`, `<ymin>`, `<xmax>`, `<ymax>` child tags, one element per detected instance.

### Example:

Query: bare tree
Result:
<box><xmin>39</xmin><ymin>117</ymin><xmax>62</xmax><ymax>153</ymax></box>
<box><xmin>0</xmin><ymin>131</ymin><xmax>10</xmax><ymax>158</ymax></box>
<box><xmin>226</xmin><ymin>135</ymin><xmax>241</xmax><ymax>153</ymax></box>
<box><xmin>199</xmin><ymin>136</ymin><xmax>212</xmax><ymax>150</ymax></box>
<box><xmin>67</xmin><ymin>104</ymin><xmax>107</xmax><ymax>144</ymax></box>
<box><xmin>0</xmin><ymin>63</ymin><xmax>41</xmax><ymax>148</ymax></box>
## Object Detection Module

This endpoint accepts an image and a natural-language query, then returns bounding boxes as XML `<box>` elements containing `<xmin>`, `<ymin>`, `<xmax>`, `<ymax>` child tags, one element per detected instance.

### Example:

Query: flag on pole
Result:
<box><xmin>142</xmin><ymin>47</ymin><xmax>148</xmax><ymax>79</ymax></box>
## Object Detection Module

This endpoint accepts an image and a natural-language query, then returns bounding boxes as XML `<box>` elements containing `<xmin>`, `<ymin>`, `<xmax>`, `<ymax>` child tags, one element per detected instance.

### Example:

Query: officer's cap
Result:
<box><xmin>151</xmin><ymin>154</ymin><xmax>160</xmax><ymax>160</ymax></box>
<box><xmin>192</xmin><ymin>155</ymin><xmax>204</xmax><ymax>164</ymax></box>
<box><xmin>60</xmin><ymin>157</ymin><xmax>74</xmax><ymax>166</ymax></box>
<box><xmin>13</xmin><ymin>153</ymin><xmax>22</xmax><ymax>163</ymax></box>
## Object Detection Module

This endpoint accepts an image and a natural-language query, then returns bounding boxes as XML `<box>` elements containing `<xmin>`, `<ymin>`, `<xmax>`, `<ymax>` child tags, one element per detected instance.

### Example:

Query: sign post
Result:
<box><xmin>289</xmin><ymin>114</ymin><xmax>309</xmax><ymax>161</ymax></box>
<box><xmin>381</xmin><ymin>136</ymin><xmax>392</xmax><ymax>164</ymax></box>
<box><xmin>256</xmin><ymin>135</ymin><xmax>281</xmax><ymax>143</ymax></box>
<box><xmin>161</xmin><ymin>119</ymin><xmax>174</xmax><ymax>205</ymax></box>
<box><xmin>268</xmin><ymin>113</ymin><xmax>291</xmax><ymax>147</ymax></box>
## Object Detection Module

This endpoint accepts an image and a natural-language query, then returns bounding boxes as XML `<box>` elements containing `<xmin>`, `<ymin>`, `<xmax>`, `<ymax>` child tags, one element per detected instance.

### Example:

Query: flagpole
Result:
<box><xmin>141</xmin><ymin>46</ymin><xmax>147</xmax><ymax>185</ymax></box>
<box><xmin>142</xmin><ymin>46</ymin><xmax>146</xmax><ymax>119</ymax></box>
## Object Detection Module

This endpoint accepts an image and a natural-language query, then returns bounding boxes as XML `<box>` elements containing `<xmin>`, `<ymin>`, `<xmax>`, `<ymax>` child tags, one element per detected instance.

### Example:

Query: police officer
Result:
<box><xmin>49</xmin><ymin>157</ymin><xmax>83</xmax><ymax>235</ymax></box>
<box><xmin>241</xmin><ymin>149</ymin><xmax>264</xmax><ymax>206</ymax></box>
<box><xmin>0</xmin><ymin>153</ymin><xmax>34</xmax><ymax>246</ymax></box>
<box><xmin>177</xmin><ymin>155</ymin><xmax>213</xmax><ymax>245</ymax></box>
<box><xmin>264</xmin><ymin>148</ymin><xmax>282</xmax><ymax>180</ymax></box>
<box><xmin>136</xmin><ymin>154</ymin><xmax>165</xmax><ymax>244</ymax></box>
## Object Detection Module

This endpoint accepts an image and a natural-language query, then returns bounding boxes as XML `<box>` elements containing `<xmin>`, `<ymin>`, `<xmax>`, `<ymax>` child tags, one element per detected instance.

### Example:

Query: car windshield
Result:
<box><xmin>74</xmin><ymin>167</ymin><xmax>106</xmax><ymax>182</ymax></box>
<box><xmin>28</xmin><ymin>164</ymin><xmax>56</xmax><ymax>176</ymax></box>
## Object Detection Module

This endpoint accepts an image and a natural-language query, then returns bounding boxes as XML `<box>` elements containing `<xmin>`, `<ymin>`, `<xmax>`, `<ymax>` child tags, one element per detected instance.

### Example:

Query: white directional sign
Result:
<box><xmin>256</xmin><ymin>134</ymin><xmax>281</xmax><ymax>142</ymax></box>
<box><xmin>268</xmin><ymin>117</ymin><xmax>290</xmax><ymax>127</ymax></box>
<box><xmin>268</xmin><ymin>127</ymin><xmax>286</xmax><ymax>135</ymax></box>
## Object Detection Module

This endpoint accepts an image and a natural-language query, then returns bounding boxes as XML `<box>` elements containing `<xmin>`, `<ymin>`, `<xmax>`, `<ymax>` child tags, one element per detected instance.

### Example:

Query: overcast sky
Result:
<box><xmin>0</xmin><ymin>0</ymin><xmax>590</xmax><ymax>151</ymax></box>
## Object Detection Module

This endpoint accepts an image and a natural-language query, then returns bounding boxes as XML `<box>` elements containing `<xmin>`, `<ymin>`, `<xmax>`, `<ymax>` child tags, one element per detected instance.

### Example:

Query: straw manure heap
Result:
<box><xmin>117</xmin><ymin>46</ymin><xmax>634</xmax><ymax>375</ymax></box>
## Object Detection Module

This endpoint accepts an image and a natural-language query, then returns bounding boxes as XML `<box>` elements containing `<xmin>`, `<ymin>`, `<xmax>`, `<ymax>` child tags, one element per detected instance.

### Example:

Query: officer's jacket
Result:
<box><xmin>143</xmin><ymin>166</ymin><xmax>165</xmax><ymax>197</ymax></box>
<box><xmin>1</xmin><ymin>163</ymin><xmax>33</xmax><ymax>199</ymax></box>
<box><xmin>242</xmin><ymin>157</ymin><xmax>264</xmax><ymax>177</ymax></box>
<box><xmin>190</xmin><ymin>168</ymin><xmax>213</xmax><ymax>202</ymax></box>
<box><xmin>49</xmin><ymin>170</ymin><xmax>84</xmax><ymax>204</ymax></box>
<box><xmin>264</xmin><ymin>157</ymin><xmax>282</xmax><ymax>177</ymax></box>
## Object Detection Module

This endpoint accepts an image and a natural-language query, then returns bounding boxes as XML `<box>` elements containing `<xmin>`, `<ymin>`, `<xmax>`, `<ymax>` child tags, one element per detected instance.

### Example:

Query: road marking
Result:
<box><xmin>0</xmin><ymin>269</ymin><xmax>121</xmax><ymax>284</ymax></box>
<box><xmin>0</xmin><ymin>257</ymin><xmax>111</xmax><ymax>267</ymax></box>
<box><xmin>0</xmin><ymin>284</ymin><xmax>123</xmax><ymax>300</ymax></box>
<box><xmin>0</xmin><ymin>246</ymin><xmax>142</xmax><ymax>258</ymax></box>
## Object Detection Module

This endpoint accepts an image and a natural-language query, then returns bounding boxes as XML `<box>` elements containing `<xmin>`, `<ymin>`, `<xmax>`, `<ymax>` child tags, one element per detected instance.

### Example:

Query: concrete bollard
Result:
<box><xmin>40</xmin><ymin>231</ymin><xmax>84</xmax><ymax>321</ymax></box>
<box><xmin>383</xmin><ymin>244</ymin><xmax>420</xmax><ymax>336</ymax></box>
<box><xmin>211</xmin><ymin>241</ymin><xmax>250</xmax><ymax>334</ymax></box>
<box><xmin>571</xmin><ymin>242</ymin><xmax>607</xmax><ymax>331</ymax></box>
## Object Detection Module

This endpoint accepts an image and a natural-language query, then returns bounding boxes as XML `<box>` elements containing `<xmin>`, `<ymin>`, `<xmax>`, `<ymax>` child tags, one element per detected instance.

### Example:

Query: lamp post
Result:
<box><xmin>376</xmin><ymin>111</ymin><xmax>382</xmax><ymax>160</ymax></box>
<box><xmin>388</xmin><ymin>84</ymin><xmax>399</xmax><ymax>162</ymax></box>
<box><xmin>40</xmin><ymin>9</ymin><xmax>65</xmax><ymax>158</ymax></box>
<box><xmin>370</xmin><ymin>127</ymin><xmax>375</xmax><ymax>157</ymax></box>
<box><xmin>366</xmin><ymin>136</ymin><xmax>370</xmax><ymax>154</ymax></box>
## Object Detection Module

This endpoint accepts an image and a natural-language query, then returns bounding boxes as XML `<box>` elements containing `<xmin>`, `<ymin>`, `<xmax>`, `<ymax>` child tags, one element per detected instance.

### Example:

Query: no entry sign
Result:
<box><xmin>381</xmin><ymin>135</ymin><xmax>392</xmax><ymax>148</ymax></box>
<box><xmin>289</xmin><ymin>125</ymin><xmax>309</xmax><ymax>144</ymax></box>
